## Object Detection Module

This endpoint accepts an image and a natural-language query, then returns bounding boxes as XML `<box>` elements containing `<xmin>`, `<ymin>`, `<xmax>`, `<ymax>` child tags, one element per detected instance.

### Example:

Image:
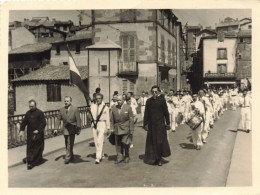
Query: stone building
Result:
<box><xmin>83</xmin><ymin>9</ymin><xmax>186</xmax><ymax>97</ymax></box>
<box><xmin>236</xmin><ymin>30</ymin><xmax>251</xmax><ymax>89</ymax></box>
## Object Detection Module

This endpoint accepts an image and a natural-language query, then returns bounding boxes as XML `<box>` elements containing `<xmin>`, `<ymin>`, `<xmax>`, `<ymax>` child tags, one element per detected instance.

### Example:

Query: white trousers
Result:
<box><xmin>238</xmin><ymin>107</ymin><xmax>251</xmax><ymax>130</ymax></box>
<box><xmin>92</xmin><ymin>127</ymin><xmax>105</xmax><ymax>160</ymax></box>
<box><xmin>169</xmin><ymin>111</ymin><xmax>176</xmax><ymax>131</ymax></box>
<box><xmin>191</xmin><ymin>123</ymin><xmax>203</xmax><ymax>146</ymax></box>
<box><xmin>141</xmin><ymin>105</ymin><xmax>145</xmax><ymax>119</ymax></box>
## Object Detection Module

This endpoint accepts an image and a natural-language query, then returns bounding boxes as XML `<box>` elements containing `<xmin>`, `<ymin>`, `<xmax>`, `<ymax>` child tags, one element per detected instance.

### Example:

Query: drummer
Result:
<box><xmin>189</xmin><ymin>94</ymin><xmax>205</xmax><ymax>150</ymax></box>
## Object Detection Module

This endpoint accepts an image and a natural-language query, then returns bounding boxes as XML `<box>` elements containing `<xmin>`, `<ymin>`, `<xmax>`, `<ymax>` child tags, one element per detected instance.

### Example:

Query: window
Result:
<box><xmin>161</xmin><ymin>35</ymin><xmax>165</xmax><ymax>63</ymax></box>
<box><xmin>56</xmin><ymin>45</ymin><xmax>60</xmax><ymax>55</ymax></box>
<box><xmin>122</xmin><ymin>35</ymin><xmax>136</xmax><ymax>62</ymax></box>
<box><xmin>168</xmin><ymin>40</ymin><xmax>171</xmax><ymax>65</ymax></box>
<box><xmin>122</xmin><ymin>80</ymin><xmax>127</xmax><ymax>92</ymax></box>
<box><xmin>101</xmin><ymin>65</ymin><xmax>107</xmax><ymax>71</ymax></box>
<box><xmin>239</xmin><ymin>54</ymin><xmax>242</xmax><ymax>59</ymax></box>
<box><xmin>172</xmin><ymin>43</ymin><xmax>175</xmax><ymax>66</ymax></box>
<box><xmin>217</xmin><ymin>64</ymin><xmax>227</xmax><ymax>74</ymax></box>
<box><xmin>47</xmin><ymin>84</ymin><xmax>61</xmax><ymax>102</ymax></box>
<box><xmin>75</xmin><ymin>43</ymin><xmax>80</xmax><ymax>54</ymax></box>
<box><xmin>129</xmin><ymin>79</ymin><xmax>135</xmax><ymax>92</ymax></box>
<box><xmin>63</xmin><ymin>26</ymin><xmax>68</xmax><ymax>31</ymax></box>
<box><xmin>217</xmin><ymin>48</ymin><xmax>227</xmax><ymax>59</ymax></box>
<box><xmin>240</xmin><ymin>38</ymin><xmax>244</xmax><ymax>43</ymax></box>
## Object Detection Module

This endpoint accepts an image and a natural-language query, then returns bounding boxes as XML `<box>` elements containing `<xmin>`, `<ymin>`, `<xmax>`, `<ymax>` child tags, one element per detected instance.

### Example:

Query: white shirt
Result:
<box><xmin>90</xmin><ymin>101</ymin><xmax>110</xmax><ymax>129</ymax></box>
<box><xmin>138</xmin><ymin>96</ymin><xmax>148</xmax><ymax>106</ymax></box>
<box><xmin>131</xmin><ymin>97</ymin><xmax>138</xmax><ymax>109</ymax></box>
<box><xmin>238</xmin><ymin>95</ymin><xmax>251</xmax><ymax>107</ymax></box>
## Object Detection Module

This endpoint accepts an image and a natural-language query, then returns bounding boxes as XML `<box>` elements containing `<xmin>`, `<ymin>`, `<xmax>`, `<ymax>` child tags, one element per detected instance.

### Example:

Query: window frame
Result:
<box><xmin>217</xmin><ymin>64</ymin><xmax>227</xmax><ymax>74</ymax></box>
<box><xmin>217</xmin><ymin>48</ymin><xmax>227</xmax><ymax>60</ymax></box>
<box><xmin>46</xmin><ymin>83</ymin><xmax>61</xmax><ymax>102</ymax></box>
<box><xmin>101</xmin><ymin>65</ymin><xmax>107</xmax><ymax>72</ymax></box>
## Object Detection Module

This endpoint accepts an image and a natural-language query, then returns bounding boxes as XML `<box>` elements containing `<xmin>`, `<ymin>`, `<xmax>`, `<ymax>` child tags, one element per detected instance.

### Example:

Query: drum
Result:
<box><xmin>186</xmin><ymin>113</ymin><xmax>203</xmax><ymax>130</ymax></box>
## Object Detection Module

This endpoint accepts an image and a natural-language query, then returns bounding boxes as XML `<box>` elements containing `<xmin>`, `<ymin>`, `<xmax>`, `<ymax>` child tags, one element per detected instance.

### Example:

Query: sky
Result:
<box><xmin>9</xmin><ymin>9</ymin><xmax>251</xmax><ymax>28</ymax></box>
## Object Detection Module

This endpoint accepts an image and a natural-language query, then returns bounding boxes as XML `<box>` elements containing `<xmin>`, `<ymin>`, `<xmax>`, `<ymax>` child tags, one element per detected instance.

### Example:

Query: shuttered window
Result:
<box><xmin>161</xmin><ymin>35</ymin><xmax>165</xmax><ymax>63</ymax></box>
<box><xmin>217</xmin><ymin>64</ymin><xmax>227</xmax><ymax>74</ymax></box>
<box><xmin>122</xmin><ymin>80</ymin><xmax>128</xmax><ymax>92</ymax></box>
<box><xmin>47</xmin><ymin>84</ymin><xmax>61</xmax><ymax>102</ymax></box>
<box><xmin>129</xmin><ymin>80</ymin><xmax>135</xmax><ymax>92</ymax></box>
<box><xmin>217</xmin><ymin>48</ymin><xmax>227</xmax><ymax>59</ymax></box>
<box><xmin>168</xmin><ymin>40</ymin><xmax>171</xmax><ymax>65</ymax></box>
<box><xmin>122</xmin><ymin>35</ymin><xmax>136</xmax><ymax>62</ymax></box>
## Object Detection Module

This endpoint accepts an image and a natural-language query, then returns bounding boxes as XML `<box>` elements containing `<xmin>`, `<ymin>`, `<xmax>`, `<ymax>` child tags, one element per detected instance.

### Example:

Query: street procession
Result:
<box><xmin>7</xmin><ymin>9</ymin><xmax>252</xmax><ymax>187</ymax></box>
<box><xmin>18</xmin><ymin>85</ymin><xmax>252</xmax><ymax>168</ymax></box>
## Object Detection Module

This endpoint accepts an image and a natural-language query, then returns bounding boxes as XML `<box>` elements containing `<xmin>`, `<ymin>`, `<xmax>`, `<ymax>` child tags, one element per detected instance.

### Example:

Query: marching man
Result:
<box><xmin>91</xmin><ymin>93</ymin><xmax>110</xmax><ymax>164</ymax></box>
<box><xmin>238</xmin><ymin>89</ymin><xmax>251</xmax><ymax>133</ymax></box>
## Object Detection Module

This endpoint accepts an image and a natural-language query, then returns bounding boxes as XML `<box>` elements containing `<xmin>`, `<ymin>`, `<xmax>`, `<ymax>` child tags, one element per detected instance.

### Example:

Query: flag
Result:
<box><xmin>67</xmin><ymin>47</ymin><xmax>90</xmax><ymax>104</ymax></box>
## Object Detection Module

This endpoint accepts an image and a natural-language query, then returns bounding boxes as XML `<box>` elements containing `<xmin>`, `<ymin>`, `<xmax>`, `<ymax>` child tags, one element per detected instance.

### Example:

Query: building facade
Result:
<box><xmin>193</xmin><ymin>34</ymin><xmax>237</xmax><ymax>90</ymax></box>
<box><xmin>85</xmin><ymin>9</ymin><xmax>185</xmax><ymax>97</ymax></box>
<box><xmin>236</xmin><ymin>30</ymin><xmax>251</xmax><ymax>89</ymax></box>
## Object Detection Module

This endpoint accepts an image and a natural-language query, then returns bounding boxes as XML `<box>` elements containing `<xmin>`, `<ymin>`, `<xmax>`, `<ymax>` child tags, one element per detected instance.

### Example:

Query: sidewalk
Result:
<box><xmin>8</xmin><ymin>113</ymin><xmax>143</xmax><ymax>168</ymax></box>
<box><xmin>226</xmin><ymin>128</ymin><xmax>252</xmax><ymax>186</ymax></box>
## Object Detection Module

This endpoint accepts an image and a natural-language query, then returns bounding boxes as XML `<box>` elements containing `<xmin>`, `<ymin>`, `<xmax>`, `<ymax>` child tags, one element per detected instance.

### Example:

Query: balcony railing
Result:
<box><xmin>205</xmin><ymin>72</ymin><xmax>235</xmax><ymax>78</ymax></box>
<box><xmin>118</xmin><ymin>61</ymin><xmax>138</xmax><ymax>76</ymax></box>
<box><xmin>8</xmin><ymin>106</ymin><xmax>91</xmax><ymax>149</ymax></box>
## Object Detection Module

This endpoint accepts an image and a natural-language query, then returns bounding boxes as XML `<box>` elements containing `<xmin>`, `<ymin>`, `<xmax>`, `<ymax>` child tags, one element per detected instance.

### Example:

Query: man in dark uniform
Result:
<box><xmin>54</xmin><ymin>96</ymin><xmax>81</xmax><ymax>164</ymax></box>
<box><xmin>110</xmin><ymin>95</ymin><xmax>134</xmax><ymax>164</ymax></box>
<box><xmin>19</xmin><ymin>99</ymin><xmax>46</xmax><ymax>170</ymax></box>
<box><xmin>143</xmin><ymin>85</ymin><xmax>171</xmax><ymax>166</ymax></box>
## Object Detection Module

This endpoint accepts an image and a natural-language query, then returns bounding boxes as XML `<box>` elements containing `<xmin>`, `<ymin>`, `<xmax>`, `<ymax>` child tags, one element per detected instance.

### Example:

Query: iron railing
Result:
<box><xmin>8</xmin><ymin>106</ymin><xmax>91</xmax><ymax>149</ymax></box>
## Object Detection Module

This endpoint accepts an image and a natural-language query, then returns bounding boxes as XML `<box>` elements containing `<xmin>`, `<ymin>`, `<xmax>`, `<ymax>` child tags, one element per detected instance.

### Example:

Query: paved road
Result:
<box><xmin>9</xmin><ymin>109</ymin><xmax>241</xmax><ymax>187</ymax></box>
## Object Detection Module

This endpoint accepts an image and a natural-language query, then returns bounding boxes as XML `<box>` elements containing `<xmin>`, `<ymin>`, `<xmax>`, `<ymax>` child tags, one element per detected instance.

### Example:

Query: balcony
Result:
<box><xmin>117</xmin><ymin>61</ymin><xmax>138</xmax><ymax>76</ymax></box>
<box><xmin>204</xmin><ymin>72</ymin><xmax>235</xmax><ymax>79</ymax></box>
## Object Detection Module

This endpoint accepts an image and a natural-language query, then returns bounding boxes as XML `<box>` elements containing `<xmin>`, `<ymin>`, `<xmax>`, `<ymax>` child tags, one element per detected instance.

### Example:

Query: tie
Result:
<box><xmin>244</xmin><ymin>97</ymin><xmax>246</xmax><ymax>107</ymax></box>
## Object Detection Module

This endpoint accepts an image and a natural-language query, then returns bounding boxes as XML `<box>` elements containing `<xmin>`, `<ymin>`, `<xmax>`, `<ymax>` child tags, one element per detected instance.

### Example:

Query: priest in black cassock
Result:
<box><xmin>143</xmin><ymin>85</ymin><xmax>171</xmax><ymax>166</ymax></box>
<box><xmin>19</xmin><ymin>99</ymin><xmax>46</xmax><ymax>170</ymax></box>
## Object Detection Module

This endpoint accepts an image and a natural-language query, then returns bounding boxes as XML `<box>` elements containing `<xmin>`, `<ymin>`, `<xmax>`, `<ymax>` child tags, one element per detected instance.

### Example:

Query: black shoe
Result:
<box><xmin>27</xmin><ymin>164</ymin><xmax>33</xmax><ymax>170</ymax></box>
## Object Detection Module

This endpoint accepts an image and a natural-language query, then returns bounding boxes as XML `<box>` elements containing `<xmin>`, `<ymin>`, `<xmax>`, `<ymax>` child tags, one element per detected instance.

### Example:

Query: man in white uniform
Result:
<box><xmin>238</xmin><ymin>90</ymin><xmax>251</xmax><ymax>133</ymax></box>
<box><xmin>190</xmin><ymin>94</ymin><xmax>205</xmax><ymax>150</ymax></box>
<box><xmin>138</xmin><ymin>91</ymin><xmax>148</xmax><ymax>120</ymax></box>
<box><xmin>91</xmin><ymin>93</ymin><xmax>110</xmax><ymax>164</ymax></box>
<box><xmin>200</xmin><ymin>90</ymin><xmax>211</xmax><ymax>143</ymax></box>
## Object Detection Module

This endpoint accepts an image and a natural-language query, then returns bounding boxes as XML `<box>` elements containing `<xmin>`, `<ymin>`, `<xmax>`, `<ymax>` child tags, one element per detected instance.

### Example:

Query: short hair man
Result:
<box><xmin>110</xmin><ymin>95</ymin><xmax>134</xmax><ymax>164</ymax></box>
<box><xmin>143</xmin><ymin>85</ymin><xmax>171</xmax><ymax>166</ymax></box>
<box><xmin>19</xmin><ymin>100</ymin><xmax>46</xmax><ymax>169</ymax></box>
<box><xmin>91</xmin><ymin>93</ymin><xmax>110</xmax><ymax>164</ymax></box>
<box><xmin>54</xmin><ymin>96</ymin><xmax>81</xmax><ymax>164</ymax></box>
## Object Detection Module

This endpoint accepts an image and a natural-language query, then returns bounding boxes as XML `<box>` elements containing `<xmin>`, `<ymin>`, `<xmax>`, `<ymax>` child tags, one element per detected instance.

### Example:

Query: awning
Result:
<box><xmin>204</xmin><ymin>81</ymin><xmax>236</xmax><ymax>85</ymax></box>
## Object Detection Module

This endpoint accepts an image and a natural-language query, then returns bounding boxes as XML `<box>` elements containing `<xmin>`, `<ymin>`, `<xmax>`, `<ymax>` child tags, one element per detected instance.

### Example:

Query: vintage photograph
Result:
<box><xmin>7</xmin><ymin>9</ymin><xmax>252</xmax><ymax>187</ymax></box>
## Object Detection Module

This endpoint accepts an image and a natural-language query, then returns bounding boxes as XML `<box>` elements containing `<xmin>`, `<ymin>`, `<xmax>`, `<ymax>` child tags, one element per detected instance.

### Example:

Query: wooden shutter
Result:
<box><xmin>129</xmin><ymin>36</ymin><xmax>135</xmax><ymax>62</ymax></box>
<box><xmin>122</xmin><ymin>36</ymin><xmax>129</xmax><ymax>62</ymax></box>
<box><xmin>122</xmin><ymin>80</ymin><xmax>128</xmax><ymax>92</ymax></box>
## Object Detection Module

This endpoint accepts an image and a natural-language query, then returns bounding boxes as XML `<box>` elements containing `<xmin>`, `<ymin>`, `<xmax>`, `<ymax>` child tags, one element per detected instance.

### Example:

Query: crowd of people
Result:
<box><xmin>19</xmin><ymin>85</ymin><xmax>251</xmax><ymax>169</ymax></box>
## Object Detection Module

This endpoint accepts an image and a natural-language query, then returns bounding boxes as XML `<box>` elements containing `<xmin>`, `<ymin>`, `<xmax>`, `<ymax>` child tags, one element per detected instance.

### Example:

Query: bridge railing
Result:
<box><xmin>8</xmin><ymin>106</ymin><xmax>91</xmax><ymax>149</ymax></box>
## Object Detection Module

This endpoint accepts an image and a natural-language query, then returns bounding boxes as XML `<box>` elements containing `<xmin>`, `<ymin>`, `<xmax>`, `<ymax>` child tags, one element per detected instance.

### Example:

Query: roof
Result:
<box><xmin>29</xmin><ymin>25</ymin><xmax>67</xmax><ymax>35</ymax></box>
<box><xmin>9</xmin><ymin>43</ymin><xmax>52</xmax><ymax>54</ymax></box>
<box><xmin>86</xmin><ymin>39</ymin><xmax>121</xmax><ymax>49</ymax></box>
<box><xmin>237</xmin><ymin>30</ymin><xmax>251</xmax><ymax>37</ymax></box>
<box><xmin>195</xmin><ymin>29</ymin><xmax>217</xmax><ymax>36</ymax></box>
<box><xmin>54</xmin><ymin>31</ymin><xmax>92</xmax><ymax>43</ymax></box>
<box><xmin>12</xmin><ymin>65</ymin><xmax>88</xmax><ymax>82</ymax></box>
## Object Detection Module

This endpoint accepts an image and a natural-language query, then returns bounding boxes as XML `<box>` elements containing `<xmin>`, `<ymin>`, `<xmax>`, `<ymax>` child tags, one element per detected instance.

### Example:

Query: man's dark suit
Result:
<box><xmin>111</xmin><ymin>104</ymin><xmax>134</xmax><ymax>162</ymax></box>
<box><xmin>54</xmin><ymin>105</ymin><xmax>81</xmax><ymax>162</ymax></box>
